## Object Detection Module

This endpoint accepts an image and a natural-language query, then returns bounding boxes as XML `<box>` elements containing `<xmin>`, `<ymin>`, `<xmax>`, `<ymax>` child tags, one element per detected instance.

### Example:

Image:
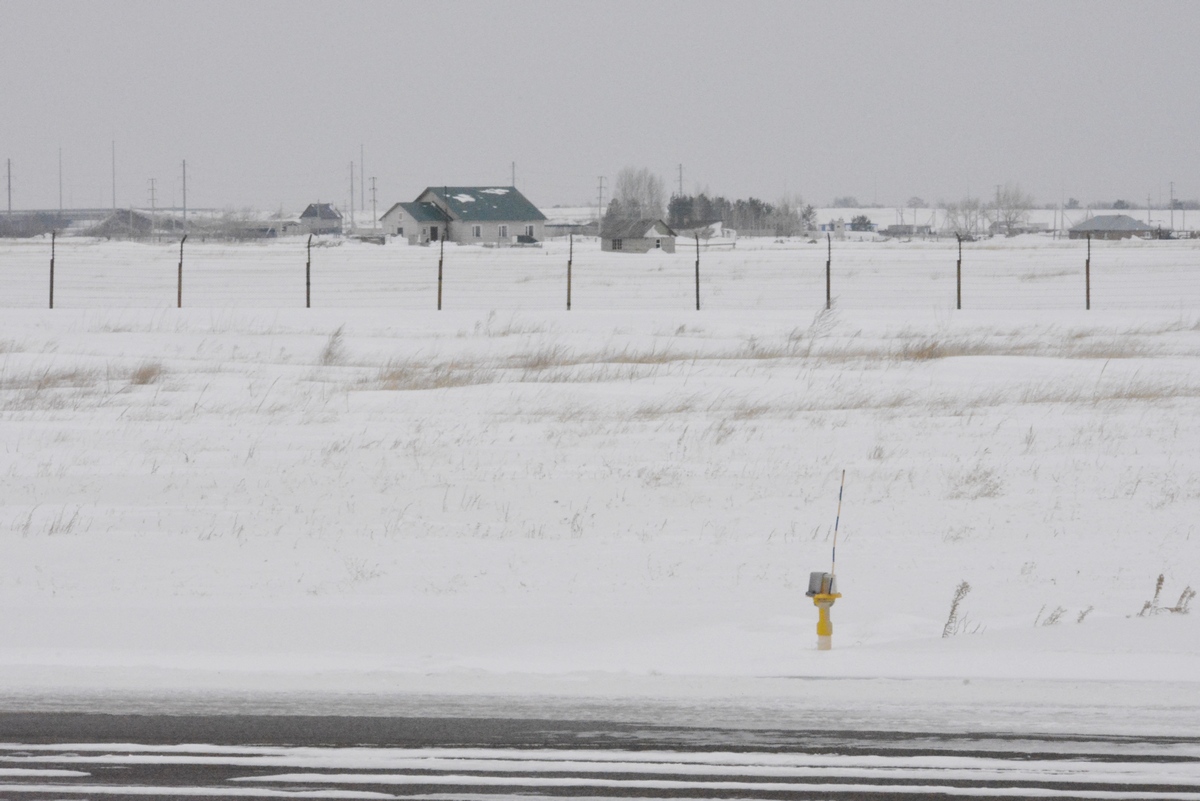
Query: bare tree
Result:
<box><xmin>613</xmin><ymin>167</ymin><xmax>666</xmax><ymax>220</ymax></box>
<box><xmin>942</xmin><ymin>197</ymin><xmax>984</xmax><ymax>236</ymax></box>
<box><xmin>986</xmin><ymin>183</ymin><xmax>1035</xmax><ymax>234</ymax></box>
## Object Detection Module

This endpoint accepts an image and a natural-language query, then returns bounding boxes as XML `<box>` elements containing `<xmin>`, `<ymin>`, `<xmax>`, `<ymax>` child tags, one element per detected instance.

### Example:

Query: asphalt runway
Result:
<box><xmin>2</xmin><ymin>711</ymin><xmax>1200</xmax><ymax>799</ymax></box>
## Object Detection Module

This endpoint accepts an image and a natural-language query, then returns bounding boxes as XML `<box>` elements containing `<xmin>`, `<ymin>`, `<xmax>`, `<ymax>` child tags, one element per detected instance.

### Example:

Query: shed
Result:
<box><xmin>300</xmin><ymin>203</ymin><xmax>343</xmax><ymax>236</ymax></box>
<box><xmin>600</xmin><ymin>218</ymin><xmax>676</xmax><ymax>253</ymax></box>
<box><xmin>1069</xmin><ymin>214</ymin><xmax>1156</xmax><ymax>240</ymax></box>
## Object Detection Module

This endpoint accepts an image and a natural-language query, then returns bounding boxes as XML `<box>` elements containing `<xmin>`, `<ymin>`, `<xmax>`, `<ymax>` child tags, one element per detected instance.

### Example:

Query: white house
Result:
<box><xmin>380</xmin><ymin>186</ymin><xmax>546</xmax><ymax>246</ymax></box>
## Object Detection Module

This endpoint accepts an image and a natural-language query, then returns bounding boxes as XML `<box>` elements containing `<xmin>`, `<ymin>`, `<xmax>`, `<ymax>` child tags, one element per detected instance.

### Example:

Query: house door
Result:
<box><xmin>430</xmin><ymin>226</ymin><xmax>439</xmax><ymax>241</ymax></box>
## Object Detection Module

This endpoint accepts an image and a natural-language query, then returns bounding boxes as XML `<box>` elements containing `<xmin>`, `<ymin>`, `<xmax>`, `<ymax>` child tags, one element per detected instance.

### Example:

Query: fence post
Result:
<box><xmin>1085</xmin><ymin>233</ymin><xmax>1091</xmax><ymax>310</ymax></box>
<box><xmin>694</xmin><ymin>234</ymin><xmax>701</xmax><ymax>310</ymax></box>
<box><xmin>177</xmin><ymin>235</ymin><xmax>187</xmax><ymax>308</ymax></box>
<box><xmin>306</xmin><ymin>234</ymin><xmax>312</xmax><ymax>308</ymax></box>
<box><xmin>49</xmin><ymin>231</ymin><xmax>56</xmax><ymax>309</ymax></box>
<box><xmin>567</xmin><ymin>233</ymin><xmax>573</xmax><ymax>310</ymax></box>
<box><xmin>437</xmin><ymin>232</ymin><xmax>444</xmax><ymax>310</ymax></box>
<box><xmin>825</xmin><ymin>233</ymin><xmax>831</xmax><ymax>310</ymax></box>
<box><xmin>956</xmin><ymin>233</ymin><xmax>962</xmax><ymax>310</ymax></box>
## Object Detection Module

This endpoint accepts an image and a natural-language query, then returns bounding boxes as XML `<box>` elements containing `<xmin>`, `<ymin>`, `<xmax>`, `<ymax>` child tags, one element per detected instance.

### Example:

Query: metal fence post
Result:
<box><xmin>437</xmin><ymin>232</ymin><xmax>444</xmax><ymax>310</ymax></box>
<box><xmin>177</xmin><ymin>235</ymin><xmax>187</xmax><ymax>308</ymax></box>
<box><xmin>825</xmin><ymin>233</ymin><xmax>831</xmax><ymax>310</ymax></box>
<box><xmin>694</xmin><ymin>234</ymin><xmax>701</xmax><ymax>310</ymax></box>
<box><xmin>49</xmin><ymin>231</ymin><xmax>56</xmax><ymax>309</ymax></box>
<box><xmin>567</xmin><ymin>233</ymin><xmax>573</xmax><ymax>310</ymax></box>
<box><xmin>956</xmin><ymin>233</ymin><xmax>962</xmax><ymax>310</ymax></box>
<box><xmin>306</xmin><ymin>234</ymin><xmax>312</xmax><ymax>308</ymax></box>
<box><xmin>1086</xmin><ymin>233</ymin><xmax>1091</xmax><ymax>310</ymax></box>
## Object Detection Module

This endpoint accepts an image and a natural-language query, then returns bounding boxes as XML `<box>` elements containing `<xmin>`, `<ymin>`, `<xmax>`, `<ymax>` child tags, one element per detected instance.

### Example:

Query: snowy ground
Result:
<box><xmin>1</xmin><ymin>237</ymin><xmax>1198</xmax><ymax>735</ymax></box>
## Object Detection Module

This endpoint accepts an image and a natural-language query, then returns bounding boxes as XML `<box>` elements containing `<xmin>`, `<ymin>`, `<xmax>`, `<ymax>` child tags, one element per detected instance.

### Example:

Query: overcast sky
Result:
<box><xmin>2</xmin><ymin>0</ymin><xmax>1197</xmax><ymax>213</ymax></box>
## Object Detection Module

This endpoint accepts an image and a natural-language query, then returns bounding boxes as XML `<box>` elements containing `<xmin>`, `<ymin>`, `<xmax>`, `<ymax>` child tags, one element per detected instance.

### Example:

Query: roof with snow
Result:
<box><xmin>1070</xmin><ymin>214</ymin><xmax>1155</xmax><ymax>233</ymax></box>
<box><xmin>397</xmin><ymin>201</ymin><xmax>450</xmax><ymax>223</ymax></box>
<box><xmin>418</xmin><ymin>187</ymin><xmax>546</xmax><ymax>222</ymax></box>
<box><xmin>300</xmin><ymin>203</ymin><xmax>342</xmax><ymax>221</ymax></box>
<box><xmin>600</xmin><ymin>218</ymin><xmax>677</xmax><ymax>239</ymax></box>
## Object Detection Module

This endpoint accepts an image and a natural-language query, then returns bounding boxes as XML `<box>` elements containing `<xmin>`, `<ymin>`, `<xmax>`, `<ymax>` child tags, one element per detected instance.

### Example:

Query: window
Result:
<box><xmin>397</xmin><ymin>227</ymin><xmax>404</xmax><ymax>236</ymax></box>
<box><xmin>472</xmin><ymin>224</ymin><xmax>481</xmax><ymax>238</ymax></box>
<box><xmin>613</xmin><ymin>239</ymin><xmax>623</xmax><ymax>251</ymax></box>
<box><xmin>525</xmin><ymin>225</ymin><xmax>534</xmax><ymax>237</ymax></box>
<box><xmin>430</xmin><ymin>225</ymin><xmax>439</xmax><ymax>241</ymax></box>
<box><xmin>498</xmin><ymin>224</ymin><xmax>509</xmax><ymax>238</ymax></box>
<box><xmin>654</xmin><ymin>238</ymin><xmax>661</xmax><ymax>248</ymax></box>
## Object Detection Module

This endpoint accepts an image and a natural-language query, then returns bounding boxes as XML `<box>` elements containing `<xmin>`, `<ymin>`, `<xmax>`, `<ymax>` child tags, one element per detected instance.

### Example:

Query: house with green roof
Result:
<box><xmin>379</xmin><ymin>186</ymin><xmax>546</xmax><ymax>246</ymax></box>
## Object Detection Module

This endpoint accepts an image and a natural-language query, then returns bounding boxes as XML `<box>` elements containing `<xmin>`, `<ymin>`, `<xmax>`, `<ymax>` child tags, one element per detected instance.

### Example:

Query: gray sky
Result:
<box><xmin>3</xmin><ymin>0</ymin><xmax>1198</xmax><ymax>213</ymax></box>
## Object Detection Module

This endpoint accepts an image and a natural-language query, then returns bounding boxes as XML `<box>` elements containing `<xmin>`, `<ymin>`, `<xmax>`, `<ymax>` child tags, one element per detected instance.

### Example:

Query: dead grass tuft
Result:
<box><xmin>129</xmin><ymin>361</ymin><xmax>165</xmax><ymax>385</ymax></box>
<box><xmin>319</xmin><ymin>326</ymin><xmax>346</xmax><ymax>366</ymax></box>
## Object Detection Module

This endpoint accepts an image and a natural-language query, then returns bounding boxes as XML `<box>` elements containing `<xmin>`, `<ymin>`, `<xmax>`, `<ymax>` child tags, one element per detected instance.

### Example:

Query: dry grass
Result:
<box><xmin>128</xmin><ymin>361</ymin><xmax>165</xmax><ymax>385</ymax></box>
<box><xmin>319</xmin><ymin>326</ymin><xmax>346</xmax><ymax>366</ymax></box>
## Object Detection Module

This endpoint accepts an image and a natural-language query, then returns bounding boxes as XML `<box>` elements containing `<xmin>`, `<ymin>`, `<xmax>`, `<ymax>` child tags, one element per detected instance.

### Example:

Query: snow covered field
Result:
<box><xmin>1</xmin><ymin>237</ymin><xmax>1198</xmax><ymax>735</ymax></box>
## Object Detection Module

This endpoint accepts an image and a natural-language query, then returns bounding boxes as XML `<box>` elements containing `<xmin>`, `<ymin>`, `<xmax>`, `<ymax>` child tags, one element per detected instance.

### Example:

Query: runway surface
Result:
<box><xmin>2</xmin><ymin>712</ymin><xmax>1200</xmax><ymax>799</ymax></box>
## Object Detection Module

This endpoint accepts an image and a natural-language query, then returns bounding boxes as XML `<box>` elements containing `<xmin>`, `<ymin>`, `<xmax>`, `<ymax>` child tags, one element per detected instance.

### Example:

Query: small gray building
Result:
<box><xmin>380</xmin><ymin>186</ymin><xmax>546</xmax><ymax>246</ymax></box>
<box><xmin>300</xmin><ymin>203</ymin><xmax>343</xmax><ymax>236</ymax></box>
<box><xmin>600</xmin><ymin>218</ymin><xmax>676</xmax><ymax>253</ymax></box>
<box><xmin>1069</xmin><ymin>214</ymin><xmax>1156</xmax><ymax>240</ymax></box>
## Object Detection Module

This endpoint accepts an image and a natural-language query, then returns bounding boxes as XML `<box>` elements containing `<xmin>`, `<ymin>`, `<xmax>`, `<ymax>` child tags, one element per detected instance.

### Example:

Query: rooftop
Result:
<box><xmin>420</xmin><ymin>187</ymin><xmax>546</xmax><ymax>223</ymax></box>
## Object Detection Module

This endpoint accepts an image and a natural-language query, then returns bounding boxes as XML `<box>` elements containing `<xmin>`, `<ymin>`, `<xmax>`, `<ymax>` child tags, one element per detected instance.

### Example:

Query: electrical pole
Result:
<box><xmin>678</xmin><ymin>164</ymin><xmax>683</xmax><ymax>198</ymax></box>
<box><xmin>360</xmin><ymin>144</ymin><xmax>365</xmax><ymax>212</ymax></box>
<box><xmin>994</xmin><ymin>183</ymin><xmax>1001</xmax><ymax>235</ymax></box>
<box><xmin>149</xmin><ymin>178</ymin><xmax>156</xmax><ymax>239</ymax></box>
<box><xmin>182</xmin><ymin>160</ymin><xmax>187</xmax><ymax>233</ymax></box>
<box><xmin>511</xmin><ymin>161</ymin><xmax>515</xmax><ymax>187</ymax></box>
<box><xmin>349</xmin><ymin>161</ymin><xmax>355</xmax><ymax>230</ymax></box>
<box><xmin>596</xmin><ymin>176</ymin><xmax>606</xmax><ymax>236</ymax></box>
<box><xmin>58</xmin><ymin>148</ymin><xmax>63</xmax><ymax>221</ymax></box>
<box><xmin>111</xmin><ymin>141</ymin><xmax>117</xmax><ymax>213</ymax></box>
<box><xmin>1170</xmin><ymin>181</ymin><xmax>1175</xmax><ymax>231</ymax></box>
<box><xmin>370</xmin><ymin>177</ymin><xmax>378</xmax><ymax>231</ymax></box>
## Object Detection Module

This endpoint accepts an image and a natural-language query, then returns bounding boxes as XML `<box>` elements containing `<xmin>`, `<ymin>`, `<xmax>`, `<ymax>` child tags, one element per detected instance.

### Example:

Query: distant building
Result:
<box><xmin>300</xmin><ymin>203</ymin><xmax>343</xmax><ymax>236</ymax></box>
<box><xmin>600</xmin><ymin>218</ymin><xmax>676</xmax><ymax>253</ymax></box>
<box><xmin>379</xmin><ymin>186</ymin><xmax>546</xmax><ymax>246</ymax></box>
<box><xmin>1069</xmin><ymin>214</ymin><xmax>1156</xmax><ymax>240</ymax></box>
<box><xmin>880</xmin><ymin>223</ymin><xmax>932</xmax><ymax>237</ymax></box>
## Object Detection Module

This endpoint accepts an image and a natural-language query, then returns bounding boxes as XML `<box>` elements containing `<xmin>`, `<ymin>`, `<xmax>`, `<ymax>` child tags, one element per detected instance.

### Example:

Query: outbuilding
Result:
<box><xmin>300</xmin><ymin>203</ymin><xmax>343</xmax><ymax>236</ymax></box>
<box><xmin>1069</xmin><ymin>214</ymin><xmax>1157</xmax><ymax>240</ymax></box>
<box><xmin>600</xmin><ymin>218</ymin><xmax>676</xmax><ymax>253</ymax></box>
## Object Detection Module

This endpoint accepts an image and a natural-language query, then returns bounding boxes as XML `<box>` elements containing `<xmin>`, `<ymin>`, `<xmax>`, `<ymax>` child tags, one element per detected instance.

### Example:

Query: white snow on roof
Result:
<box><xmin>452</xmin><ymin>194</ymin><xmax>476</xmax><ymax>203</ymax></box>
<box><xmin>481</xmin><ymin>188</ymin><xmax>509</xmax><ymax>195</ymax></box>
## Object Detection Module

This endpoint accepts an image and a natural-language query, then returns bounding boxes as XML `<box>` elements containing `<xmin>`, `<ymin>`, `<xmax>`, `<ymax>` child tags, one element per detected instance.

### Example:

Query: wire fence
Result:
<box><xmin>3</xmin><ymin>235</ymin><xmax>1199</xmax><ymax>311</ymax></box>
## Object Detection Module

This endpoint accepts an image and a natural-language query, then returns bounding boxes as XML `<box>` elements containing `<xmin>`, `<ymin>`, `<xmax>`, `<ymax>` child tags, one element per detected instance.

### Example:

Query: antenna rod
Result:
<box><xmin>831</xmin><ymin>469</ymin><xmax>845</xmax><ymax>575</ymax></box>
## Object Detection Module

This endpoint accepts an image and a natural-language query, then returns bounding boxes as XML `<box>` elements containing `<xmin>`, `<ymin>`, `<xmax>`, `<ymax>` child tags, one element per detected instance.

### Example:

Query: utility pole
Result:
<box><xmin>148</xmin><ymin>178</ymin><xmax>156</xmax><ymax>239</ymax></box>
<box><xmin>182</xmin><ymin>159</ymin><xmax>187</xmax><ymax>233</ymax></box>
<box><xmin>111</xmin><ymin>141</ymin><xmax>117</xmax><ymax>212</ymax></box>
<box><xmin>360</xmin><ymin>144</ymin><xmax>365</xmax><ymax>212</ymax></box>
<box><xmin>511</xmin><ymin>161</ymin><xmax>516</xmax><ymax>187</ymax></box>
<box><xmin>1147</xmin><ymin>195</ymin><xmax>1152</xmax><ymax>225</ymax></box>
<box><xmin>596</xmin><ymin>176</ymin><xmax>606</xmax><ymax>236</ymax></box>
<box><xmin>349</xmin><ymin>161</ymin><xmax>355</xmax><ymax>230</ymax></box>
<box><xmin>58</xmin><ymin>148</ymin><xmax>63</xmax><ymax>221</ymax></box>
<box><xmin>994</xmin><ymin>183</ymin><xmax>1001</xmax><ymax>235</ymax></box>
<box><xmin>370</xmin><ymin>177</ymin><xmax>378</xmax><ymax>230</ymax></box>
<box><xmin>678</xmin><ymin>164</ymin><xmax>683</xmax><ymax>197</ymax></box>
<box><xmin>1170</xmin><ymin>181</ymin><xmax>1175</xmax><ymax>231</ymax></box>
